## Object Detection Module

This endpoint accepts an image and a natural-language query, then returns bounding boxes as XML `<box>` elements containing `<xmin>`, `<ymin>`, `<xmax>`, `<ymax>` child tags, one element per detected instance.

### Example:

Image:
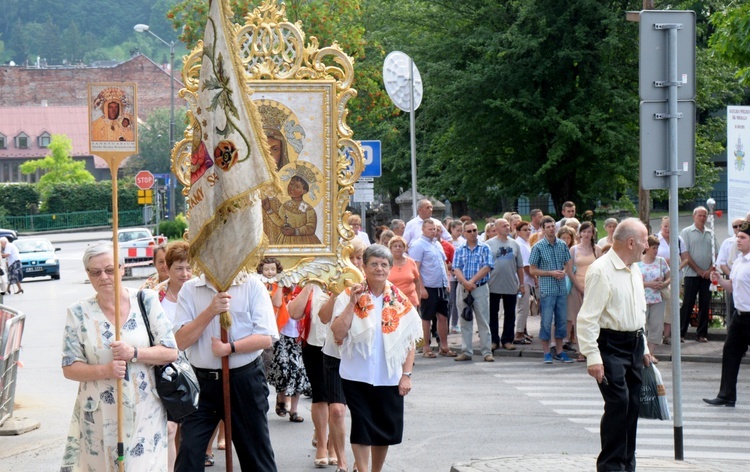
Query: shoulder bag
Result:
<box><xmin>137</xmin><ymin>290</ymin><xmax>200</xmax><ymax>422</ymax></box>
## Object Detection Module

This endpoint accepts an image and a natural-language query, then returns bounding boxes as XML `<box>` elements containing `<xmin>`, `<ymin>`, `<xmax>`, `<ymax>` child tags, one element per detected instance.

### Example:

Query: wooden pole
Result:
<box><xmin>110</xmin><ymin>164</ymin><xmax>125</xmax><ymax>472</ymax></box>
<box><xmin>220</xmin><ymin>327</ymin><xmax>234</xmax><ymax>471</ymax></box>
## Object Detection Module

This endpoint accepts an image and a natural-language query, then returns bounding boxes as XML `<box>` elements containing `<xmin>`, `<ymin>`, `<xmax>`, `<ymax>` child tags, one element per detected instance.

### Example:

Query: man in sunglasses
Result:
<box><xmin>717</xmin><ymin>218</ymin><xmax>747</xmax><ymax>327</ymax></box>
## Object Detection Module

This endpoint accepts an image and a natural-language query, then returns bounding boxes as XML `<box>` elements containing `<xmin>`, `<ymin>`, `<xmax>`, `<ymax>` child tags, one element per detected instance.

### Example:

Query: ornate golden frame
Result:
<box><xmin>173</xmin><ymin>1</ymin><xmax>364</xmax><ymax>293</ymax></box>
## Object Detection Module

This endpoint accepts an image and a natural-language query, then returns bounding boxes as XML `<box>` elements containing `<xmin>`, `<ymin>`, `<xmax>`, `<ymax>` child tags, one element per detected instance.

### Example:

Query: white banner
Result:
<box><xmin>727</xmin><ymin>106</ymin><xmax>750</xmax><ymax>233</ymax></box>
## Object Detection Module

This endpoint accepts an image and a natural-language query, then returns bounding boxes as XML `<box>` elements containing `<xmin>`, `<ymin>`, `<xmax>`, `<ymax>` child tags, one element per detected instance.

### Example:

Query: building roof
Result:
<box><xmin>0</xmin><ymin>106</ymin><xmax>124</xmax><ymax>169</ymax></box>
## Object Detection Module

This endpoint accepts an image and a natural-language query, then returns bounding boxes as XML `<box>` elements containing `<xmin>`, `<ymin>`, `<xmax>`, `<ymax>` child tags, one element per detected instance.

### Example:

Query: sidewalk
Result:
<box><xmin>447</xmin><ymin>310</ymin><xmax>731</xmax><ymax>364</ymax></box>
<box><xmin>451</xmin><ymin>455</ymin><xmax>744</xmax><ymax>472</ymax></box>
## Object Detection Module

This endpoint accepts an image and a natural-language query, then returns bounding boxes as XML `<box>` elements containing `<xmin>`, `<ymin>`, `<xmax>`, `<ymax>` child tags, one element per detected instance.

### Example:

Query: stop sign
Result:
<box><xmin>135</xmin><ymin>170</ymin><xmax>155</xmax><ymax>190</ymax></box>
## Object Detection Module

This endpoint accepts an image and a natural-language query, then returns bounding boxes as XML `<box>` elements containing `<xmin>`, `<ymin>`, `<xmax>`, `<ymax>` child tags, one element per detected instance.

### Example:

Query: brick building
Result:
<box><xmin>0</xmin><ymin>54</ymin><xmax>183</xmax><ymax>183</ymax></box>
<box><xmin>0</xmin><ymin>54</ymin><xmax>182</xmax><ymax>116</ymax></box>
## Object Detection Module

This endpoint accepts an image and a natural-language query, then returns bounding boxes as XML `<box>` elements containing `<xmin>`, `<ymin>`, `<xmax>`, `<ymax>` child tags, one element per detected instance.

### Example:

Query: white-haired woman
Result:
<box><xmin>61</xmin><ymin>244</ymin><xmax>178</xmax><ymax>471</ymax></box>
<box><xmin>331</xmin><ymin>245</ymin><xmax>422</xmax><ymax>472</ymax></box>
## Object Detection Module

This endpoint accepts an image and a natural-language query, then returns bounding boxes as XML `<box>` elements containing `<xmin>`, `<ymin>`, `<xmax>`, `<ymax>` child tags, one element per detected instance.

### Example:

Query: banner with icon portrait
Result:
<box><xmin>728</xmin><ymin>106</ymin><xmax>750</xmax><ymax>234</ymax></box>
<box><xmin>88</xmin><ymin>83</ymin><xmax>138</xmax><ymax>154</ymax></box>
<box><xmin>174</xmin><ymin>0</ymin><xmax>365</xmax><ymax>293</ymax></box>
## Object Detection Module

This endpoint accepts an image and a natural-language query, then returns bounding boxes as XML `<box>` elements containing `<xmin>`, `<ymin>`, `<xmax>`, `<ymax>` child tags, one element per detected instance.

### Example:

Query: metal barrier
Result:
<box><xmin>5</xmin><ymin>209</ymin><xmax>144</xmax><ymax>232</ymax></box>
<box><xmin>0</xmin><ymin>306</ymin><xmax>25</xmax><ymax>427</ymax></box>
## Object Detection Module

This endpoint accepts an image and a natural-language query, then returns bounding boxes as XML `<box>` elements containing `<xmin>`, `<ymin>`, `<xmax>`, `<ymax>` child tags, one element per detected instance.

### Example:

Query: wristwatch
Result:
<box><xmin>403</xmin><ymin>371</ymin><xmax>412</xmax><ymax>378</ymax></box>
<box><xmin>130</xmin><ymin>347</ymin><xmax>138</xmax><ymax>363</ymax></box>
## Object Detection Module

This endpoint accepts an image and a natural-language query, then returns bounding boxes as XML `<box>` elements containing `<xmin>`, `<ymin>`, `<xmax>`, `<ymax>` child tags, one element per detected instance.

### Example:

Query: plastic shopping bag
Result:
<box><xmin>638</xmin><ymin>363</ymin><xmax>670</xmax><ymax>420</ymax></box>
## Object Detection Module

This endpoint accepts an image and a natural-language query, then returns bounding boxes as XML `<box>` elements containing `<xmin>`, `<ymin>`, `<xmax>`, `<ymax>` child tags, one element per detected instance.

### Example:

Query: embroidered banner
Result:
<box><xmin>187</xmin><ymin>0</ymin><xmax>281</xmax><ymax>292</ymax></box>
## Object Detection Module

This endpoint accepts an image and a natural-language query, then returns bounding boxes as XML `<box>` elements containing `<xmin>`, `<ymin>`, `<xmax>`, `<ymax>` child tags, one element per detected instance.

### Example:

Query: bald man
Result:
<box><xmin>577</xmin><ymin>218</ymin><xmax>653</xmax><ymax>472</ymax></box>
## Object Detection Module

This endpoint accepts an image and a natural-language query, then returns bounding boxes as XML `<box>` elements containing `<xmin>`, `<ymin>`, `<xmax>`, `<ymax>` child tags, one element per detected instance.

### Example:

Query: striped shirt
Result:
<box><xmin>453</xmin><ymin>242</ymin><xmax>494</xmax><ymax>285</ymax></box>
<box><xmin>528</xmin><ymin>237</ymin><xmax>571</xmax><ymax>296</ymax></box>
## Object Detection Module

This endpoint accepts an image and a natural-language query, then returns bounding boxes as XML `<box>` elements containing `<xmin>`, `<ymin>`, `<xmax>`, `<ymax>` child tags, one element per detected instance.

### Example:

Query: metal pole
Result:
<box><xmin>409</xmin><ymin>56</ymin><xmax>418</xmax><ymax>219</ymax></box>
<box><xmin>666</xmin><ymin>25</ymin><xmax>685</xmax><ymax>461</ymax></box>
<box><xmin>168</xmin><ymin>43</ymin><xmax>176</xmax><ymax>220</ymax></box>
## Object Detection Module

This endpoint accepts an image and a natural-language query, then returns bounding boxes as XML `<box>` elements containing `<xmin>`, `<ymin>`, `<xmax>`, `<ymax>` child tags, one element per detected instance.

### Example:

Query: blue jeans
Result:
<box><xmin>539</xmin><ymin>293</ymin><xmax>567</xmax><ymax>341</ymax></box>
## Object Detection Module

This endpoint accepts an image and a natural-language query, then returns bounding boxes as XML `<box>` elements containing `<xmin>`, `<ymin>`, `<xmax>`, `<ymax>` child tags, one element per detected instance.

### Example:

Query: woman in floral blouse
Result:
<box><xmin>61</xmin><ymin>244</ymin><xmax>178</xmax><ymax>471</ymax></box>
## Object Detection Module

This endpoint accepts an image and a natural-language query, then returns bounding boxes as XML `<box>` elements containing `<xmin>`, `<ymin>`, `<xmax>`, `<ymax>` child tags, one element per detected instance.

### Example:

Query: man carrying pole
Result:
<box><xmin>173</xmin><ymin>0</ymin><xmax>283</xmax><ymax>470</ymax></box>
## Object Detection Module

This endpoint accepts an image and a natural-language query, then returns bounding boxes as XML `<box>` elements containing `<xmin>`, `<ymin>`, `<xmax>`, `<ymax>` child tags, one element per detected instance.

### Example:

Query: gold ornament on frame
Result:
<box><xmin>174</xmin><ymin>0</ymin><xmax>365</xmax><ymax>292</ymax></box>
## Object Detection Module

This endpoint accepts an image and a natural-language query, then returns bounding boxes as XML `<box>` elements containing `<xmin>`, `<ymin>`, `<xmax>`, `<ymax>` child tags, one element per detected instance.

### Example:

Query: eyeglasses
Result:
<box><xmin>734</xmin><ymin>224</ymin><xmax>742</xmax><ymax>229</ymax></box>
<box><xmin>87</xmin><ymin>266</ymin><xmax>118</xmax><ymax>277</ymax></box>
<box><xmin>465</xmin><ymin>229</ymin><xmax>478</xmax><ymax>233</ymax></box>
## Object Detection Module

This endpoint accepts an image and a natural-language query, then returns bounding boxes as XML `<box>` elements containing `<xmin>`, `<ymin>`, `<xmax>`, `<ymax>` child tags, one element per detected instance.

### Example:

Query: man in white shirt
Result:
<box><xmin>403</xmin><ymin>199</ymin><xmax>450</xmax><ymax>246</ymax></box>
<box><xmin>705</xmin><ymin>222</ymin><xmax>750</xmax><ymax>408</ymax></box>
<box><xmin>173</xmin><ymin>273</ymin><xmax>279</xmax><ymax>471</ymax></box>
<box><xmin>0</xmin><ymin>237</ymin><xmax>22</xmax><ymax>295</ymax></box>
<box><xmin>577</xmin><ymin>218</ymin><xmax>652</xmax><ymax>472</ymax></box>
<box><xmin>717</xmin><ymin>218</ymin><xmax>745</xmax><ymax>327</ymax></box>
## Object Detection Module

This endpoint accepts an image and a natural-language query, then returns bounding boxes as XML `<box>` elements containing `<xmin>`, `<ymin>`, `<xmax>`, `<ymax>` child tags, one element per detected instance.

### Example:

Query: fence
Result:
<box><xmin>0</xmin><ymin>306</ymin><xmax>25</xmax><ymax>427</ymax></box>
<box><xmin>5</xmin><ymin>209</ymin><xmax>144</xmax><ymax>233</ymax></box>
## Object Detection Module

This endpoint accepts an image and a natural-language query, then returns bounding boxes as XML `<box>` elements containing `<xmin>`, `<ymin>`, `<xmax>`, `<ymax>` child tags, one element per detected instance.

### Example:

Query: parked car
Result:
<box><xmin>0</xmin><ymin>228</ymin><xmax>18</xmax><ymax>242</ymax></box>
<box><xmin>116</xmin><ymin>227</ymin><xmax>166</xmax><ymax>276</ymax></box>
<box><xmin>16</xmin><ymin>238</ymin><xmax>61</xmax><ymax>280</ymax></box>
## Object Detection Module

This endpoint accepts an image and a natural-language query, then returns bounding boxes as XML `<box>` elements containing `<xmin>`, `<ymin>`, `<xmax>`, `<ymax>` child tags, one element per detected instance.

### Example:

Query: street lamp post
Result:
<box><xmin>134</xmin><ymin>24</ymin><xmax>176</xmax><ymax>220</ymax></box>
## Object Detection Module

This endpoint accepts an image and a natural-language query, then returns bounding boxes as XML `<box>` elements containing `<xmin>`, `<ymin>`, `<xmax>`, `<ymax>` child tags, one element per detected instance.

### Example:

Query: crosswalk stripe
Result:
<box><xmin>636</xmin><ymin>428</ymin><xmax>750</xmax><ymax>437</ymax></box>
<box><xmin>570</xmin><ymin>418</ymin><xmax>750</xmax><ymax>427</ymax></box>
<box><xmin>637</xmin><ymin>449</ymin><xmax>750</xmax><ymax>461</ymax></box>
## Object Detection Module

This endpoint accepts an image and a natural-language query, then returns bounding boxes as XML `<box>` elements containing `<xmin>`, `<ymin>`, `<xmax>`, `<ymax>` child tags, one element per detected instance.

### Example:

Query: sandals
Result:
<box><xmin>275</xmin><ymin>400</ymin><xmax>287</xmax><ymax>417</ymax></box>
<box><xmin>205</xmin><ymin>454</ymin><xmax>215</xmax><ymax>467</ymax></box>
<box><xmin>314</xmin><ymin>457</ymin><xmax>329</xmax><ymax>468</ymax></box>
<box><xmin>513</xmin><ymin>338</ymin><xmax>531</xmax><ymax>345</ymax></box>
<box><xmin>289</xmin><ymin>412</ymin><xmax>304</xmax><ymax>423</ymax></box>
<box><xmin>438</xmin><ymin>348</ymin><xmax>457</xmax><ymax>357</ymax></box>
<box><xmin>577</xmin><ymin>354</ymin><xmax>587</xmax><ymax>363</ymax></box>
<box><xmin>422</xmin><ymin>350</ymin><xmax>437</xmax><ymax>358</ymax></box>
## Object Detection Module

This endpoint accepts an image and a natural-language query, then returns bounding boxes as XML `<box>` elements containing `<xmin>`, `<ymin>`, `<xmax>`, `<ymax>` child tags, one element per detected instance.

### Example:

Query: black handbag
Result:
<box><xmin>137</xmin><ymin>290</ymin><xmax>200</xmax><ymax>422</ymax></box>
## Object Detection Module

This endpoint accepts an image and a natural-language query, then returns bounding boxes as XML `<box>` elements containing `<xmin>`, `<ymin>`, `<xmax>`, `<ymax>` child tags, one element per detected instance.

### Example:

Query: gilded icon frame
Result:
<box><xmin>173</xmin><ymin>1</ymin><xmax>364</xmax><ymax>292</ymax></box>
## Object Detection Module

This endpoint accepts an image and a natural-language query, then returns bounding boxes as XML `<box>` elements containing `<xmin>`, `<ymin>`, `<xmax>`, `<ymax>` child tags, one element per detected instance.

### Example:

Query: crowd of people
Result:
<box><xmin>60</xmin><ymin>200</ymin><xmax>748</xmax><ymax>472</ymax></box>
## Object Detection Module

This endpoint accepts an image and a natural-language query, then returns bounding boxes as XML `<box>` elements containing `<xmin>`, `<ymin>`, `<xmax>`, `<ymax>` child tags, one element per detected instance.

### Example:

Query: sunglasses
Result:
<box><xmin>465</xmin><ymin>229</ymin><xmax>478</xmax><ymax>233</ymax></box>
<box><xmin>87</xmin><ymin>266</ymin><xmax>119</xmax><ymax>277</ymax></box>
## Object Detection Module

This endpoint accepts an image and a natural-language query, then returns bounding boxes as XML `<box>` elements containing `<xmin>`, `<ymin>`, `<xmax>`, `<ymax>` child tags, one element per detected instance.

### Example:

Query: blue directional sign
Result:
<box><xmin>359</xmin><ymin>140</ymin><xmax>382</xmax><ymax>178</ymax></box>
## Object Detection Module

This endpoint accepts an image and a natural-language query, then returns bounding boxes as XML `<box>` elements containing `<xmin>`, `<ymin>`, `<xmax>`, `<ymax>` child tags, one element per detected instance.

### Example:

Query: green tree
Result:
<box><xmin>20</xmin><ymin>134</ymin><xmax>95</xmax><ymax>210</ymax></box>
<box><xmin>710</xmin><ymin>1</ymin><xmax>750</xmax><ymax>84</ymax></box>
<box><xmin>125</xmin><ymin>107</ymin><xmax>188</xmax><ymax>175</ymax></box>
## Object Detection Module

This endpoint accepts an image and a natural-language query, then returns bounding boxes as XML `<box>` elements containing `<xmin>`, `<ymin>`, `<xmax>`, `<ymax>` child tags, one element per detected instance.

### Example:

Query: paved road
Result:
<box><xmin>1</xmin><ymin>224</ymin><xmax>746</xmax><ymax>471</ymax></box>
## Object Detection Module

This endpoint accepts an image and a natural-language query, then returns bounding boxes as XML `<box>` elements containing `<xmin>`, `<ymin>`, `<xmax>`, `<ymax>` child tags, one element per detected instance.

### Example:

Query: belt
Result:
<box><xmin>475</xmin><ymin>280</ymin><xmax>487</xmax><ymax>287</ymax></box>
<box><xmin>600</xmin><ymin>328</ymin><xmax>644</xmax><ymax>339</ymax></box>
<box><xmin>192</xmin><ymin>355</ymin><xmax>260</xmax><ymax>381</ymax></box>
<box><xmin>736</xmin><ymin>310</ymin><xmax>750</xmax><ymax>317</ymax></box>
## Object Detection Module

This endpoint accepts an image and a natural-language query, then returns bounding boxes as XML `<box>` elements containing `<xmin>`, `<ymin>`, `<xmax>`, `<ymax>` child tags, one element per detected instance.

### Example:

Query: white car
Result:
<box><xmin>117</xmin><ymin>228</ymin><xmax>163</xmax><ymax>275</ymax></box>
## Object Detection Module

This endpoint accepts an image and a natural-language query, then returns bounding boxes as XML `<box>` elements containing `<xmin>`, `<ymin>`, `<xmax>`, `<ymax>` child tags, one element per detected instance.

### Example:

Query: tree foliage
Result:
<box><xmin>0</xmin><ymin>184</ymin><xmax>40</xmax><ymax>215</ymax></box>
<box><xmin>20</xmin><ymin>134</ymin><xmax>95</xmax><ymax>210</ymax></box>
<box><xmin>710</xmin><ymin>1</ymin><xmax>750</xmax><ymax>84</ymax></box>
<box><xmin>45</xmin><ymin>181</ymin><xmax>141</xmax><ymax>213</ymax></box>
<box><xmin>125</xmin><ymin>107</ymin><xmax>188</xmax><ymax>175</ymax></box>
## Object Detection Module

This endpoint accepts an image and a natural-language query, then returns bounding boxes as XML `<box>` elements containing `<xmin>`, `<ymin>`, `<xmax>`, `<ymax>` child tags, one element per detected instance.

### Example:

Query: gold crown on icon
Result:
<box><xmin>94</xmin><ymin>87</ymin><xmax>130</xmax><ymax>112</ymax></box>
<box><xmin>259</xmin><ymin>105</ymin><xmax>287</xmax><ymax>132</ymax></box>
<box><xmin>289</xmin><ymin>163</ymin><xmax>317</xmax><ymax>185</ymax></box>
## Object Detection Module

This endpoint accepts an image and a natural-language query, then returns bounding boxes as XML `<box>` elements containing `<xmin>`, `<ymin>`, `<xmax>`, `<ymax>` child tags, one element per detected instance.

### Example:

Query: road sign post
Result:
<box><xmin>639</xmin><ymin>9</ymin><xmax>696</xmax><ymax>461</ymax></box>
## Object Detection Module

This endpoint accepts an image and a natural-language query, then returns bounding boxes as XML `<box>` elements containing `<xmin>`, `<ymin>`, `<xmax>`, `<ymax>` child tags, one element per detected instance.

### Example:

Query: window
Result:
<box><xmin>0</xmin><ymin>134</ymin><xmax>6</xmax><ymax>149</ymax></box>
<box><xmin>15</xmin><ymin>133</ymin><xmax>29</xmax><ymax>149</ymax></box>
<box><xmin>38</xmin><ymin>133</ymin><xmax>51</xmax><ymax>148</ymax></box>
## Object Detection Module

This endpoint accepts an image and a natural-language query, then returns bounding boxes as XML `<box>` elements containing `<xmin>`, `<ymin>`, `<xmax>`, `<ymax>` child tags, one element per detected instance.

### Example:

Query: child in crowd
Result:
<box><xmin>258</xmin><ymin>257</ymin><xmax>311</xmax><ymax>422</ymax></box>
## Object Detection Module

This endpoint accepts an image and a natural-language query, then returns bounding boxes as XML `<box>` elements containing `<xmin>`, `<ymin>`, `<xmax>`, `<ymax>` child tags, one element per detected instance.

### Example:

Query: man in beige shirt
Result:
<box><xmin>577</xmin><ymin>218</ymin><xmax>652</xmax><ymax>472</ymax></box>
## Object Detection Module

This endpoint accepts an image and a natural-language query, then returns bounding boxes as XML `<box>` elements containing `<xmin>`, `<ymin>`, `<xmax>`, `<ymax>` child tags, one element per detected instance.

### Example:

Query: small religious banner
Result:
<box><xmin>88</xmin><ymin>83</ymin><xmax>138</xmax><ymax>154</ymax></box>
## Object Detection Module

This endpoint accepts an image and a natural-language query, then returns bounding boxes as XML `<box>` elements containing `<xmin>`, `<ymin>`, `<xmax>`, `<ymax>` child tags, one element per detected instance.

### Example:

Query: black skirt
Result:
<box><xmin>322</xmin><ymin>354</ymin><xmax>347</xmax><ymax>405</ymax></box>
<box><xmin>301</xmin><ymin>344</ymin><xmax>326</xmax><ymax>403</ymax></box>
<box><xmin>341</xmin><ymin>379</ymin><xmax>404</xmax><ymax>446</ymax></box>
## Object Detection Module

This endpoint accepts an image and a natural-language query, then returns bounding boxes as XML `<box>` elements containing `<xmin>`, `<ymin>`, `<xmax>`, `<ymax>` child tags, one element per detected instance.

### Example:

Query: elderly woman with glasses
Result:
<box><xmin>331</xmin><ymin>245</ymin><xmax>422</xmax><ymax>472</ymax></box>
<box><xmin>61</xmin><ymin>244</ymin><xmax>178</xmax><ymax>471</ymax></box>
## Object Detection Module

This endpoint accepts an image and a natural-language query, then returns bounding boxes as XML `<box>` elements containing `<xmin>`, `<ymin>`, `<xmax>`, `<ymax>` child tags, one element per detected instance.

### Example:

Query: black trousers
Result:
<box><xmin>490</xmin><ymin>292</ymin><xmax>517</xmax><ymax>346</ymax></box>
<box><xmin>175</xmin><ymin>357</ymin><xmax>277</xmax><ymax>472</ymax></box>
<box><xmin>717</xmin><ymin>311</ymin><xmax>750</xmax><ymax>402</ymax></box>
<box><xmin>679</xmin><ymin>276</ymin><xmax>711</xmax><ymax>338</ymax></box>
<box><xmin>596</xmin><ymin>329</ymin><xmax>645</xmax><ymax>472</ymax></box>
